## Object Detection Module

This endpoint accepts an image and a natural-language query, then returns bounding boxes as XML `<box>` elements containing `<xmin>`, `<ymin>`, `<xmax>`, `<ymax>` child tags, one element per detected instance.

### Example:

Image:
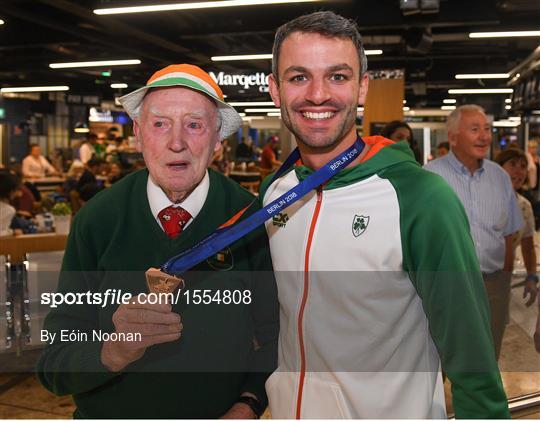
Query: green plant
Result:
<box><xmin>51</xmin><ymin>202</ymin><xmax>72</xmax><ymax>216</ymax></box>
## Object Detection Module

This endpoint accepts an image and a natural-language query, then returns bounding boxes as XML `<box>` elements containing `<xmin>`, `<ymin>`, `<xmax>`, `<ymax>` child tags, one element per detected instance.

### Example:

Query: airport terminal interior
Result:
<box><xmin>0</xmin><ymin>0</ymin><xmax>540</xmax><ymax>418</ymax></box>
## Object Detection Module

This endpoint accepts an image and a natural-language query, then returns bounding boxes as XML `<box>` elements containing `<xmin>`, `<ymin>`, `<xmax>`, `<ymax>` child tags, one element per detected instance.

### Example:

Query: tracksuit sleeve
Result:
<box><xmin>389</xmin><ymin>168</ymin><xmax>510</xmax><ymax>419</ymax></box>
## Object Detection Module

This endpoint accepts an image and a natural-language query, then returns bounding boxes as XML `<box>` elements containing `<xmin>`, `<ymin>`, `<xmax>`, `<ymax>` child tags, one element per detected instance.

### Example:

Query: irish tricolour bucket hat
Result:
<box><xmin>119</xmin><ymin>64</ymin><xmax>242</xmax><ymax>140</ymax></box>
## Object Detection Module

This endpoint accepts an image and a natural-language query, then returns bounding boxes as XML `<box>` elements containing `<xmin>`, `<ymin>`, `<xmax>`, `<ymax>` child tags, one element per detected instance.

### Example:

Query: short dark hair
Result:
<box><xmin>380</xmin><ymin>120</ymin><xmax>412</xmax><ymax>140</ymax></box>
<box><xmin>437</xmin><ymin>142</ymin><xmax>450</xmax><ymax>150</ymax></box>
<box><xmin>87</xmin><ymin>157</ymin><xmax>104</xmax><ymax>168</ymax></box>
<box><xmin>0</xmin><ymin>170</ymin><xmax>18</xmax><ymax>199</ymax></box>
<box><xmin>272</xmin><ymin>11</ymin><xmax>367</xmax><ymax>82</ymax></box>
<box><xmin>495</xmin><ymin>148</ymin><xmax>527</xmax><ymax>167</ymax></box>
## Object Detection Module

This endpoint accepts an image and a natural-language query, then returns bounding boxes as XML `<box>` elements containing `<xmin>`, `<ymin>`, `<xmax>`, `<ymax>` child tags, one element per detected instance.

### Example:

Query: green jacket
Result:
<box><xmin>37</xmin><ymin>169</ymin><xmax>278</xmax><ymax>418</ymax></box>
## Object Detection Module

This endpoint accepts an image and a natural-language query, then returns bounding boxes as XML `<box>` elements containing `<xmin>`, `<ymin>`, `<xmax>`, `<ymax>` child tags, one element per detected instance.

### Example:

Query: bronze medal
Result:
<box><xmin>145</xmin><ymin>267</ymin><xmax>185</xmax><ymax>293</ymax></box>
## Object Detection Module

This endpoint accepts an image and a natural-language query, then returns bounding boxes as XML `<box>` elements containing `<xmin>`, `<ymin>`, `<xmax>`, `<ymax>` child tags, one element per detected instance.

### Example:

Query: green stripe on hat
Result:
<box><xmin>148</xmin><ymin>77</ymin><xmax>219</xmax><ymax>100</ymax></box>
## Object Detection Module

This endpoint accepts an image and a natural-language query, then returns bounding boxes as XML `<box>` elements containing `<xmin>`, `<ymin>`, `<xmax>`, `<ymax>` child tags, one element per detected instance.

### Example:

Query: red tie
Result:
<box><xmin>158</xmin><ymin>206</ymin><xmax>192</xmax><ymax>239</ymax></box>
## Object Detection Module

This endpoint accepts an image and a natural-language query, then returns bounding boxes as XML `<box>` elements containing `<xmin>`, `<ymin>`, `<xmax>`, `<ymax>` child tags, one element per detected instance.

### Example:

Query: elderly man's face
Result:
<box><xmin>134</xmin><ymin>87</ymin><xmax>220</xmax><ymax>202</ymax></box>
<box><xmin>449</xmin><ymin>110</ymin><xmax>492</xmax><ymax>161</ymax></box>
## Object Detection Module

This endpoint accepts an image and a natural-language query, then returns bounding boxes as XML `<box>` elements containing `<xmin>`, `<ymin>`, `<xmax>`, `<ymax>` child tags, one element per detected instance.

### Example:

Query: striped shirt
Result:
<box><xmin>425</xmin><ymin>151</ymin><xmax>523</xmax><ymax>273</ymax></box>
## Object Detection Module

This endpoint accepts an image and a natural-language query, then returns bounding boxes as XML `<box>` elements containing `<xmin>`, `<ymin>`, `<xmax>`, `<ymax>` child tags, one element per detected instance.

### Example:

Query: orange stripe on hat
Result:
<box><xmin>147</xmin><ymin>64</ymin><xmax>224</xmax><ymax>100</ymax></box>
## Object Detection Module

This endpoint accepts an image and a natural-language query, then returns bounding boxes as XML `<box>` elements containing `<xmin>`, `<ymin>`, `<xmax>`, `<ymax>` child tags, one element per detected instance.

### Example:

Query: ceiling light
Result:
<box><xmin>505</xmin><ymin>105</ymin><xmax>511</xmax><ymax>110</ymax></box>
<box><xmin>267</xmin><ymin>112</ymin><xmax>281</xmax><ymax>117</ymax></box>
<box><xmin>443</xmin><ymin>99</ymin><xmax>457</xmax><ymax>104</ymax></box>
<box><xmin>403</xmin><ymin>106</ymin><xmax>410</xmax><ymax>111</ymax></box>
<box><xmin>448</xmin><ymin>88</ymin><xmax>513</xmax><ymax>94</ymax></box>
<box><xmin>238</xmin><ymin>112</ymin><xmax>246</xmax><ymax>117</ymax></box>
<box><xmin>469</xmin><ymin>30</ymin><xmax>540</xmax><ymax>38</ymax></box>
<box><xmin>50</xmin><ymin>59</ymin><xmax>141</xmax><ymax>69</ymax></box>
<box><xmin>212</xmin><ymin>54</ymin><xmax>272</xmax><ymax>61</ymax></box>
<box><xmin>74</xmin><ymin>122</ymin><xmax>90</xmax><ymax>133</ymax></box>
<box><xmin>505</xmin><ymin>98</ymin><xmax>512</xmax><ymax>103</ymax></box>
<box><xmin>245</xmin><ymin>108</ymin><xmax>281</xmax><ymax>112</ymax></box>
<box><xmin>213</xmin><ymin>49</ymin><xmax>382</xmax><ymax>62</ymax></box>
<box><xmin>111</xmin><ymin>83</ymin><xmax>128</xmax><ymax>89</ymax></box>
<box><xmin>403</xmin><ymin>100</ymin><xmax>407</xmax><ymax>104</ymax></box>
<box><xmin>493</xmin><ymin>121</ymin><xmax>520</xmax><ymax>127</ymax></box>
<box><xmin>242</xmin><ymin>116</ymin><xmax>265</xmax><ymax>121</ymax></box>
<box><xmin>228</xmin><ymin>101</ymin><xmax>274</xmax><ymax>106</ymax></box>
<box><xmin>1</xmin><ymin>86</ymin><xmax>69</xmax><ymax>93</ymax></box>
<box><xmin>509</xmin><ymin>117</ymin><xmax>521</xmax><ymax>121</ymax></box>
<box><xmin>455</xmin><ymin>73</ymin><xmax>509</xmax><ymax>79</ymax></box>
<box><xmin>441</xmin><ymin>105</ymin><xmax>456</xmax><ymax>110</ymax></box>
<box><xmin>94</xmin><ymin>0</ymin><xmax>322</xmax><ymax>15</ymax></box>
<box><xmin>0</xmin><ymin>19</ymin><xmax>4</xmax><ymax>25</ymax></box>
<box><xmin>357</xmin><ymin>107</ymin><xmax>364</xmax><ymax>112</ymax></box>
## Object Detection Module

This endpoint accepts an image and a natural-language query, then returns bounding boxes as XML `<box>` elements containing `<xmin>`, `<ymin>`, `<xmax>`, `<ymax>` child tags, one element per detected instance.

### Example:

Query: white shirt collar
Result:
<box><xmin>147</xmin><ymin>171</ymin><xmax>210</xmax><ymax>230</ymax></box>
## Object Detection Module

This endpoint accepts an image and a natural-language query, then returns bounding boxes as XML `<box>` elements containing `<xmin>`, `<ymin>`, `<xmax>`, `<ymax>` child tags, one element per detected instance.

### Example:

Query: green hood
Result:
<box><xmin>293</xmin><ymin>139</ymin><xmax>419</xmax><ymax>190</ymax></box>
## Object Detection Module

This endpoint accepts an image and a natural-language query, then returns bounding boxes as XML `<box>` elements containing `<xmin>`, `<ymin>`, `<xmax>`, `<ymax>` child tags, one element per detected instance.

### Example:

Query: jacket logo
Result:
<box><xmin>272</xmin><ymin>212</ymin><xmax>289</xmax><ymax>228</ymax></box>
<box><xmin>352</xmin><ymin>215</ymin><xmax>369</xmax><ymax>237</ymax></box>
<box><xmin>206</xmin><ymin>247</ymin><xmax>234</xmax><ymax>271</ymax></box>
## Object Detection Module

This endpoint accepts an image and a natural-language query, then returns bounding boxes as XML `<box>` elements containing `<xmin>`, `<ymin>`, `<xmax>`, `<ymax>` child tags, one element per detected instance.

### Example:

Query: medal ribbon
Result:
<box><xmin>161</xmin><ymin>136</ymin><xmax>366</xmax><ymax>275</ymax></box>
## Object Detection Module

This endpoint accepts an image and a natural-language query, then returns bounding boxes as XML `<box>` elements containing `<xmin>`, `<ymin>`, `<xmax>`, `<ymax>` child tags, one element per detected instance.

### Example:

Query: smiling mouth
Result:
<box><xmin>301</xmin><ymin>111</ymin><xmax>335</xmax><ymax>120</ymax></box>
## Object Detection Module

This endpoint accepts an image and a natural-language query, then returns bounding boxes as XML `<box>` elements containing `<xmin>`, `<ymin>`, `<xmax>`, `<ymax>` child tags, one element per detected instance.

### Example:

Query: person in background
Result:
<box><xmin>0</xmin><ymin>170</ymin><xmax>24</xmax><ymax>236</ymax></box>
<box><xmin>437</xmin><ymin>141</ymin><xmax>450</xmax><ymax>157</ymax></box>
<box><xmin>526</xmin><ymin>139</ymin><xmax>539</xmax><ymax>192</ymax></box>
<box><xmin>94</xmin><ymin>133</ymin><xmax>107</xmax><ymax>158</ymax></box>
<box><xmin>21</xmin><ymin>144</ymin><xmax>59</xmax><ymax>179</ymax></box>
<box><xmin>76</xmin><ymin>157</ymin><xmax>104</xmax><ymax>196</ymax></box>
<box><xmin>236</xmin><ymin>137</ymin><xmax>255</xmax><ymax>161</ymax></box>
<box><xmin>260</xmin><ymin>136</ymin><xmax>281</xmax><ymax>170</ymax></box>
<box><xmin>495</xmin><ymin>148</ymin><xmax>538</xmax><ymax>305</ymax></box>
<box><xmin>264</xmin><ymin>10</ymin><xmax>508</xmax><ymax>418</ymax></box>
<box><xmin>63</xmin><ymin>161</ymin><xmax>85</xmax><ymax>194</ymax></box>
<box><xmin>10</xmin><ymin>172</ymin><xmax>35</xmax><ymax>217</ymax></box>
<box><xmin>107</xmin><ymin>162</ymin><xmax>124</xmax><ymax>185</ymax></box>
<box><xmin>210</xmin><ymin>138</ymin><xmax>232</xmax><ymax>175</ymax></box>
<box><xmin>380</xmin><ymin>120</ymin><xmax>422</xmax><ymax>164</ymax></box>
<box><xmin>79</xmin><ymin>133</ymin><xmax>97</xmax><ymax>164</ymax></box>
<box><xmin>425</xmin><ymin>104</ymin><xmax>524</xmax><ymax>361</ymax></box>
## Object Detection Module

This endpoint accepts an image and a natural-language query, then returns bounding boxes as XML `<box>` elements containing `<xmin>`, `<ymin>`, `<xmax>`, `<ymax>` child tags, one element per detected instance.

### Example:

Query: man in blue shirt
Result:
<box><xmin>425</xmin><ymin>104</ymin><xmax>524</xmax><ymax>359</ymax></box>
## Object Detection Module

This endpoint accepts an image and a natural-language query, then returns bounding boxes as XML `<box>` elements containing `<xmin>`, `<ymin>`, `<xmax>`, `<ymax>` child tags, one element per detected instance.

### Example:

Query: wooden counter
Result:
<box><xmin>0</xmin><ymin>233</ymin><xmax>68</xmax><ymax>263</ymax></box>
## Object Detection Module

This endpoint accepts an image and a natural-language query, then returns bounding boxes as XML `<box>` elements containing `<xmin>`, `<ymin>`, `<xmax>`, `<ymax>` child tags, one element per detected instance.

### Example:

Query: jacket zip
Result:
<box><xmin>295</xmin><ymin>187</ymin><xmax>323</xmax><ymax>419</ymax></box>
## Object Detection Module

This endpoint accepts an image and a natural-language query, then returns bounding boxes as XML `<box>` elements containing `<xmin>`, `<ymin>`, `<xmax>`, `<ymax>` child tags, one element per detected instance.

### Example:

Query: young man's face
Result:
<box><xmin>134</xmin><ymin>87</ymin><xmax>220</xmax><ymax>202</ymax></box>
<box><xmin>269</xmin><ymin>32</ymin><xmax>368</xmax><ymax>151</ymax></box>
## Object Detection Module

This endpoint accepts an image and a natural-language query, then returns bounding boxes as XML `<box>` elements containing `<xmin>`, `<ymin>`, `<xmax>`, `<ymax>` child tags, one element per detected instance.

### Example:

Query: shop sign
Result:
<box><xmin>67</xmin><ymin>94</ymin><xmax>100</xmax><ymax>105</ymax></box>
<box><xmin>89</xmin><ymin>107</ymin><xmax>113</xmax><ymax>123</ymax></box>
<box><xmin>209</xmin><ymin>72</ymin><xmax>269</xmax><ymax>92</ymax></box>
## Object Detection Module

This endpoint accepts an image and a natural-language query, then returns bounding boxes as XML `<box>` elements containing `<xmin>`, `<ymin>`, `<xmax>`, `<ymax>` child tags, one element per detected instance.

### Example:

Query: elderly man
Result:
<box><xmin>37</xmin><ymin>64</ymin><xmax>278</xmax><ymax>419</ymax></box>
<box><xmin>261</xmin><ymin>11</ymin><xmax>509</xmax><ymax>418</ymax></box>
<box><xmin>425</xmin><ymin>104</ymin><xmax>527</xmax><ymax>361</ymax></box>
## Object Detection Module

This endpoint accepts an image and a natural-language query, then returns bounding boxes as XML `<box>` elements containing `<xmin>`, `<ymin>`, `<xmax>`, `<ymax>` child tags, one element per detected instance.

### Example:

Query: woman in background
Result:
<box><xmin>495</xmin><ymin>149</ymin><xmax>538</xmax><ymax>314</ymax></box>
<box><xmin>380</xmin><ymin>120</ymin><xmax>422</xmax><ymax>164</ymax></box>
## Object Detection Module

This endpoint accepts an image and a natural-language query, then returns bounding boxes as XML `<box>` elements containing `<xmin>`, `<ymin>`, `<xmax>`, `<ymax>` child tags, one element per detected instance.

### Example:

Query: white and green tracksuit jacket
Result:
<box><xmin>261</xmin><ymin>136</ymin><xmax>509</xmax><ymax>419</ymax></box>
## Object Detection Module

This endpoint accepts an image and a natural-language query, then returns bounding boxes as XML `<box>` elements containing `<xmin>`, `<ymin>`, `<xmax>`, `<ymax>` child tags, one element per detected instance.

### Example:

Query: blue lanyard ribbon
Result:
<box><xmin>161</xmin><ymin>136</ymin><xmax>366</xmax><ymax>275</ymax></box>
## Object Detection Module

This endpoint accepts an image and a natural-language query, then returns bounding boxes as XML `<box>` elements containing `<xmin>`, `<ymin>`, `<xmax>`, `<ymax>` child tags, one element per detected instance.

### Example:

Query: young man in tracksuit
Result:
<box><xmin>262</xmin><ymin>11</ymin><xmax>509</xmax><ymax>418</ymax></box>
